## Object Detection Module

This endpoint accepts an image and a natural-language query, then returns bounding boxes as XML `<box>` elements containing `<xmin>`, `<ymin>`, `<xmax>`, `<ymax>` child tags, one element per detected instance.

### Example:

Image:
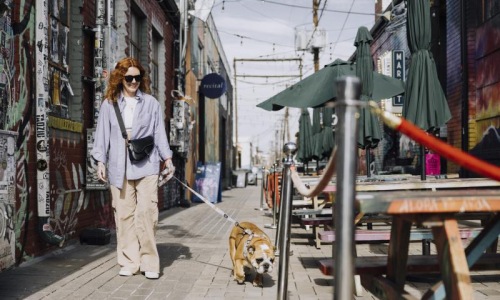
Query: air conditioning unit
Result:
<box><xmin>295</xmin><ymin>28</ymin><xmax>328</xmax><ymax>52</ymax></box>
<box><xmin>294</xmin><ymin>29</ymin><xmax>308</xmax><ymax>51</ymax></box>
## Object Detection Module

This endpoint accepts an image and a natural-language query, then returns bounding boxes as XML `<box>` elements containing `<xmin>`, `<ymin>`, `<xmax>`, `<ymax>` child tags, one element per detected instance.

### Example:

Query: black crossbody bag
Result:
<box><xmin>113</xmin><ymin>102</ymin><xmax>154</xmax><ymax>163</ymax></box>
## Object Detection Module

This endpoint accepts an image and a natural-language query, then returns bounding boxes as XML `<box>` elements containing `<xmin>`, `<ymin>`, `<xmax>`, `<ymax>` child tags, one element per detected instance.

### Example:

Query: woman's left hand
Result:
<box><xmin>163</xmin><ymin>158</ymin><xmax>175</xmax><ymax>177</ymax></box>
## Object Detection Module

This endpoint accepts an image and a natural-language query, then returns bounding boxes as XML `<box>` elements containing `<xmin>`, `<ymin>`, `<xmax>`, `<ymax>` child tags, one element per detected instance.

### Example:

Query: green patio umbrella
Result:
<box><xmin>355</xmin><ymin>26</ymin><xmax>381</xmax><ymax>177</ymax></box>
<box><xmin>321</xmin><ymin>107</ymin><xmax>335</xmax><ymax>158</ymax></box>
<box><xmin>296</xmin><ymin>109</ymin><xmax>314</xmax><ymax>166</ymax></box>
<box><xmin>257</xmin><ymin>59</ymin><xmax>404</xmax><ymax>111</ymax></box>
<box><xmin>403</xmin><ymin>0</ymin><xmax>451</xmax><ymax>179</ymax></box>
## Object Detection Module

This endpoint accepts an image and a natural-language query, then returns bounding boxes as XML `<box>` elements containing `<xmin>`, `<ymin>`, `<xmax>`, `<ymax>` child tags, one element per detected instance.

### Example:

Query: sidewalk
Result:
<box><xmin>1</xmin><ymin>184</ymin><xmax>499</xmax><ymax>299</ymax></box>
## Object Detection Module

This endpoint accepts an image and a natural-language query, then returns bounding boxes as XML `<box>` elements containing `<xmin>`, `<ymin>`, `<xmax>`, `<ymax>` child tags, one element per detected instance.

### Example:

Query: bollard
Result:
<box><xmin>265</xmin><ymin>164</ymin><xmax>278</xmax><ymax>230</ymax></box>
<box><xmin>256</xmin><ymin>167</ymin><xmax>268</xmax><ymax>211</ymax></box>
<box><xmin>334</xmin><ymin>76</ymin><xmax>361</xmax><ymax>300</ymax></box>
<box><xmin>277</xmin><ymin>142</ymin><xmax>297</xmax><ymax>300</ymax></box>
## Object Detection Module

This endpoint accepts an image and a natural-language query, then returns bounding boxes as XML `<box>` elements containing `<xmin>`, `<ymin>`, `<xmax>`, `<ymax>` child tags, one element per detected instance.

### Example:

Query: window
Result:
<box><xmin>152</xmin><ymin>32</ymin><xmax>161</xmax><ymax>98</ymax></box>
<box><xmin>48</xmin><ymin>0</ymin><xmax>71</xmax><ymax>119</ymax></box>
<box><xmin>130</xmin><ymin>10</ymin><xmax>143</xmax><ymax>60</ymax></box>
<box><xmin>484</xmin><ymin>0</ymin><xmax>500</xmax><ymax>21</ymax></box>
<box><xmin>198</xmin><ymin>42</ymin><xmax>204</xmax><ymax>77</ymax></box>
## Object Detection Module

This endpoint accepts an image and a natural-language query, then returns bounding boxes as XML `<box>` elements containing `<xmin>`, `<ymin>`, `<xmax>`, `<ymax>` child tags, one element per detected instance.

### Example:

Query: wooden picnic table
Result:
<box><xmin>353</xmin><ymin>189</ymin><xmax>500</xmax><ymax>299</ymax></box>
<box><xmin>294</xmin><ymin>177</ymin><xmax>500</xmax><ymax>251</ymax></box>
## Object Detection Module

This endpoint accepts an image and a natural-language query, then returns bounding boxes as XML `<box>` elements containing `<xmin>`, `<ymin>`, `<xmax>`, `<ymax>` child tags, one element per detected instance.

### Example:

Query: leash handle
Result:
<box><xmin>172</xmin><ymin>176</ymin><xmax>238</xmax><ymax>224</ymax></box>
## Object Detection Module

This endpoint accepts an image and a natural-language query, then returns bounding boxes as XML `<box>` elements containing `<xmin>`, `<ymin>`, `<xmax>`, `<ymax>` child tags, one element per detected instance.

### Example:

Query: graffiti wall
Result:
<box><xmin>2</xmin><ymin>0</ymin><xmax>113</xmax><ymax>265</ymax></box>
<box><xmin>0</xmin><ymin>131</ymin><xmax>16</xmax><ymax>270</ymax></box>
<box><xmin>465</xmin><ymin>2</ymin><xmax>500</xmax><ymax>173</ymax></box>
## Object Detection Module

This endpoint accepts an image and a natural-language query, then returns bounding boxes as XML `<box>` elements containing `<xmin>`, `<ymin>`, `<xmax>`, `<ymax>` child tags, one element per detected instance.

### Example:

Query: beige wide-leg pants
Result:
<box><xmin>110</xmin><ymin>175</ymin><xmax>159</xmax><ymax>273</ymax></box>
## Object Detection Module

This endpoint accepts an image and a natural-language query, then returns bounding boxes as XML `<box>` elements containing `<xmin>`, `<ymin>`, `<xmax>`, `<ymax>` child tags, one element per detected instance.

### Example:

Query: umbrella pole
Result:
<box><xmin>420</xmin><ymin>145</ymin><xmax>426</xmax><ymax>180</ymax></box>
<box><xmin>366</xmin><ymin>150</ymin><xmax>371</xmax><ymax>177</ymax></box>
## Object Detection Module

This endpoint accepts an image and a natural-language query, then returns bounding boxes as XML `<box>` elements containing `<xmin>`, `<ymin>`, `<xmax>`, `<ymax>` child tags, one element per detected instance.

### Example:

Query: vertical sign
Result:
<box><xmin>94</xmin><ymin>0</ymin><xmax>105</xmax><ymax>126</ymax></box>
<box><xmin>36</xmin><ymin>0</ymin><xmax>50</xmax><ymax>217</ymax></box>
<box><xmin>392</xmin><ymin>50</ymin><xmax>405</xmax><ymax>107</ymax></box>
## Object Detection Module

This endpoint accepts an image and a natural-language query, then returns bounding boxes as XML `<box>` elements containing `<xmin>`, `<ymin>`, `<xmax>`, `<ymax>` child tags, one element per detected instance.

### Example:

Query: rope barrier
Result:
<box><xmin>289</xmin><ymin>101</ymin><xmax>499</xmax><ymax>198</ymax></box>
<box><xmin>370</xmin><ymin>101</ymin><xmax>500</xmax><ymax>182</ymax></box>
<box><xmin>290</xmin><ymin>148</ymin><xmax>337</xmax><ymax>197</ymax></box>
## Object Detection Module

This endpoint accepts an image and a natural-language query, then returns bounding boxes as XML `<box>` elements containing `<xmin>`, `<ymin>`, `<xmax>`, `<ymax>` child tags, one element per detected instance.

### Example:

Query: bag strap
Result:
<box><xmin>112</xmin><ymin>101</ymin><xmax>128</xmax><ymax>140</ymax></box>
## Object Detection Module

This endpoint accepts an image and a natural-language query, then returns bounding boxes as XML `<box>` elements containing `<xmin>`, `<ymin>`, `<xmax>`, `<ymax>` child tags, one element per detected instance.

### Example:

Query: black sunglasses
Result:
<box><xmin>124</xmin><ymin>74</ymin><xmax>143</xmax><ymax>83</ymax></box>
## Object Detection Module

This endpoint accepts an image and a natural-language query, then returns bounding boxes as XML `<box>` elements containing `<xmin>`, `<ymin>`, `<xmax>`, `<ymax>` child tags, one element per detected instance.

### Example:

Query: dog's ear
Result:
<box><xmin>247</xmin><ymin>245</ymin><xmax>255</xmax><ymax>255</ymax></box>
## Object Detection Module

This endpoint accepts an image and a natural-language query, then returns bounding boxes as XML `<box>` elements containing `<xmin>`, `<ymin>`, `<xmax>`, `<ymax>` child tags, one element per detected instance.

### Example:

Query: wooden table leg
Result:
<box><xmin>430</xmin><ymin>219</ymin><xmax>472</xmax><ymax>299</ymax></box>
<box><xmin>423</xmin><ymin>214</ymin><xmax>500</xmax><ymax>299</ymax></box>
<box><xmin>386</xmin><ymin>216</ymin><xmax>412</xmax><ymax>292</ymax></box>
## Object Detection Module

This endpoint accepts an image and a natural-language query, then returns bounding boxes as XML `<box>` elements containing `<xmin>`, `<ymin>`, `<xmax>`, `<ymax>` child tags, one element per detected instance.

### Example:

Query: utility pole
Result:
<box><xmin>312</xmin><ymin>0</ymin><xmax>321</xmax><ymax>172</ymax></box>
<box><xmin>313</xmin><ymin>0</ymin><xmax>320</xmax><ymax>72</ymax></box>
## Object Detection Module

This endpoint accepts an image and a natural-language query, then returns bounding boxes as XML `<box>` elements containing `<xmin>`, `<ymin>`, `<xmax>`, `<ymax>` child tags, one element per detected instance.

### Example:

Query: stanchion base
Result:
<box><xmin>264</xmin><ymin>224</ymin><xmax>277</xmax><ymax>229</ymax></box>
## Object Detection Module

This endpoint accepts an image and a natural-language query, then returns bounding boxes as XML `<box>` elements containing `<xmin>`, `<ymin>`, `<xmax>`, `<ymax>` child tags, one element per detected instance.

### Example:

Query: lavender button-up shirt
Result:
<box><xmin>91</xmin><ymin>90</ymin><xmax>173</xmax><ymax>189</ymax></box>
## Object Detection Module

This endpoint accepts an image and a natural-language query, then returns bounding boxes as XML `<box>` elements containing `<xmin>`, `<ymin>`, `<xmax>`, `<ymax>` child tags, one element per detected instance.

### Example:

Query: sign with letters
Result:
<box><xmin>392</xmin><ymin>50</ymin><xmax>405</xmax><ymax>107</ymax></box>
<box><xmin>200</xmin><ymin>73</ymin><xmax>226</xmax><ymax>99</ymax></box>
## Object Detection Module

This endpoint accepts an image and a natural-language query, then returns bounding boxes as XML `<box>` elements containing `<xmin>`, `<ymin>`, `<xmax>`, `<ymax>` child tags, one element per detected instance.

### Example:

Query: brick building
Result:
<box><xmin>0</xmin><ymin>0</ymin><xmax>182</xmax><ymax>270</ymax></box>
<box><xmin>367</xmin><ymin>0</ymin><xmax>499</xmax><ymax>176</ymax></box>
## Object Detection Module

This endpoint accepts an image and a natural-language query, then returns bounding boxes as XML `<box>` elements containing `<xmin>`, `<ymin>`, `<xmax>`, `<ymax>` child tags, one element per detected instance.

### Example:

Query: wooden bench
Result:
<box><xmin>300</xmin><ymin>215</ymin><xmax>392</xmax><ymax>227</ymax></box>
<box><xmin>318</xmin><ymin>252</ymin><xmax>500</xmax><ymax>276</ymax></box>
<box><xmin>298</xmin><ymin>213</ymin><xmax>392</xmax><ymax>249</ymax></box>
<box><xmin>319</xmin><ymin>227</ymin><xmax>482</xmax><ymax>255</ymax></box>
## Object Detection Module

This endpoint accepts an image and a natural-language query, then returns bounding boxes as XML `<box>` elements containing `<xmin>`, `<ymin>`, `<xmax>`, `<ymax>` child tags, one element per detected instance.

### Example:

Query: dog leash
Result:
<box><xmin>171</xmin><ymin>176</ymin><xmax>267</xmax><ymax>250</ymax></box>
<box><xmin>172</xmin><ymin>175</ymin><xmax>247</xmax><ymax>228</ymax></box>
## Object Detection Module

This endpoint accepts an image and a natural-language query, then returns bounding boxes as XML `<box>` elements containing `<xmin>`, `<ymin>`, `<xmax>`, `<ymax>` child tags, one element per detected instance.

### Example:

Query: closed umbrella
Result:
<box><xmin>296</xmin><ymin>109</ymin><xmax>314</xmax><ymax>167</ymax></box>
<box><xmin>403</xmin><ymin>0</ymin><xmax>451</xmax><ymax>179</ymax></box>
<box><xmin>257</xmin><ymin>59</ymin><xmax>404</xmax><ymax>111</ymax></box>
<box><xmin>354</xmin><ymin>26</ymin><xmax>381</xmax><ymax>177</ymax></box>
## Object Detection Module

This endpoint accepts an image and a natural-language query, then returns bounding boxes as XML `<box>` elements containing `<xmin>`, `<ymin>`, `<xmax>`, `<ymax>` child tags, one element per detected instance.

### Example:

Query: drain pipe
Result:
<box><xmin>35</xmin><ymin>0</ymin><xmax>64</xmax><ymax>247</ymax></box>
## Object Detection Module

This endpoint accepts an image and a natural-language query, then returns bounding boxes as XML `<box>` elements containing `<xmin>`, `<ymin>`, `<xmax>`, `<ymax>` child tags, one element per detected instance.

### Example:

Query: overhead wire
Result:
<box><xmin>330</xmin><ymin>0</ymin><xmax>356</xmax><ymax>58</ymax></box>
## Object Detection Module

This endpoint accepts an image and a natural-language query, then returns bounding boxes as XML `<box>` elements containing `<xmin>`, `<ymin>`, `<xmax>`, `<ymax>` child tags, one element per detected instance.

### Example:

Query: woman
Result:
<box><xmin>91</xmin><ymin>57</ymin><xmax>174</xmax><ymax>279</ymax></box>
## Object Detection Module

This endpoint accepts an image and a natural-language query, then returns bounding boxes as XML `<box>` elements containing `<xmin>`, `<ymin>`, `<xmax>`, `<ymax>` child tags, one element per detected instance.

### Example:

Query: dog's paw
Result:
<box><xmin>234</xmin><ymin>275</ymin><xmax>245</xmax><ymax>284</ymax></box>
<box><xmin>252</xmin><ymin>274</ymin><xmax>263</xmax><ymax>287</ymax></box>
<box><xmin>252</xmin><ymin>279</ymin><xmax>263</xmax><ymax>287</ymax></box>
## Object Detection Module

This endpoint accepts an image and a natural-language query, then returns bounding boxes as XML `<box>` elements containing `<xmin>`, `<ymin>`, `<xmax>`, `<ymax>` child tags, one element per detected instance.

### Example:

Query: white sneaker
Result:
<box><xmin>144</xmin><ymin>271</ymin><xmax>159</xmax><ymax>279</ymax></box>
<box><xmin>119</xmin><ymin>269</ymin><xmax>134</xmax><ymax>276</ymax></box>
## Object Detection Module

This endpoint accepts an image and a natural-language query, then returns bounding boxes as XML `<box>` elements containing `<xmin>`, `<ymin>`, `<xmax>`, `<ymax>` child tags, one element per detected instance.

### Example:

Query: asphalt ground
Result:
<box><xmin>0</xmin><ymin>183</ymin><xmax>499</xmax><ymax>299</ymax></box>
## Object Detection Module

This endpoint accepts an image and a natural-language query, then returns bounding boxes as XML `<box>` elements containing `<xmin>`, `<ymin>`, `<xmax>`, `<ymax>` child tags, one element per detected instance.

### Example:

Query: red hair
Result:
<box><xmin>105</xmin><ymin>57</ymin><xmax>151</xmax><ymax>102</ymax></box>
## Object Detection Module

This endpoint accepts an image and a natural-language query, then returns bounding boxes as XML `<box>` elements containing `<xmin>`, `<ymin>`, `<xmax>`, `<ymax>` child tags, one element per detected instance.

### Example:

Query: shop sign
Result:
<box><xmin>200</xmin><ymin>73</ymin><xmax>226</xmax><ymax>99</ymax></box>
<box><xmin>393</xmin><ymin>50</ymin><xmax>405</xmax><ymax>106</ymax></box>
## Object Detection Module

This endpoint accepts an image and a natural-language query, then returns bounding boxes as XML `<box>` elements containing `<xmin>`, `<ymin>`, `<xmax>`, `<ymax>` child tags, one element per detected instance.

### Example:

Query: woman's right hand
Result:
<box><xmin>97</xmin><ymin>162</ymin><xmax>107</xmax><ymax>182</ymax></box>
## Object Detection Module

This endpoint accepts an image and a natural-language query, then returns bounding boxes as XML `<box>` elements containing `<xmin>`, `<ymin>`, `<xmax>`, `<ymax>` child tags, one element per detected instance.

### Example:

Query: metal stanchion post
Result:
<box><xmin>277</xmin><ymin>142</ymin><xmax>296</xmax><ymax>300</ymax></box>
<box><xmin>334</xmin><ymin>76</ymin><xmax>361</xmax><ymax>300</ymax></box>
<box><xmin>265</xmin><ymin>165</ymin><xmax>278</xmax><ymax>229</ymax></box>
<box><xmin>256</xmin><ymin>167</ymin><xmax>268</xmax><ymax>211</ymax></box>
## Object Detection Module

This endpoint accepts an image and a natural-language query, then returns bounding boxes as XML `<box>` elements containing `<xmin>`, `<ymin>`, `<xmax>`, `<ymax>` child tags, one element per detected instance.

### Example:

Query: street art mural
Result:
<box><xmin>470</xmin><ymin>5</ymin><xmax>500</xmax><ymax>171</ymax></box>
<box><xmin>0</xmin><ymin>132</ymin><xmax>16</xmax><ymax>270</ymax></box>
<box><xmin>0</xmin><ymin>1</ymin><xmax>113</xmax><ymax>268</ymax></box>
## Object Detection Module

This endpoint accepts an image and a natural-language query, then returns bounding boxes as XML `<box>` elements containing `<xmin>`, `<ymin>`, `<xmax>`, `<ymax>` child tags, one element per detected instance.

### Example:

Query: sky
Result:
<box><xmin>210</xmin><ymin>0</ymin><xmax>380</xmax><ymax>156</ymax></box>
